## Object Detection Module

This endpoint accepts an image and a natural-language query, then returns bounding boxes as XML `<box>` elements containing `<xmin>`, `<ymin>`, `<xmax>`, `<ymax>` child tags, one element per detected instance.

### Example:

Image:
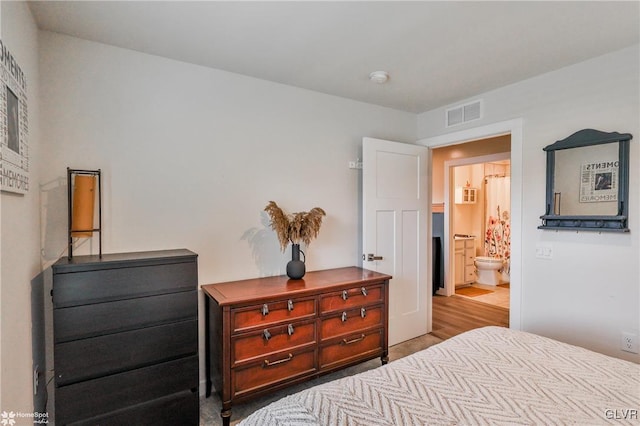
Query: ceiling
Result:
<box><xmin>28</xmin><ymin>1</ymin><xmax>640</xmax><ymax>113</ymax></box>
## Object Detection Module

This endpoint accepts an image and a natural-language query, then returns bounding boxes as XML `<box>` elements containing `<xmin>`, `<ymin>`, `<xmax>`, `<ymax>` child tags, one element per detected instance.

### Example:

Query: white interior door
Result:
<box><xmin>363</xmin><ymin>137</ymin><xmax>429</xmax><ymax>346</ymax></box>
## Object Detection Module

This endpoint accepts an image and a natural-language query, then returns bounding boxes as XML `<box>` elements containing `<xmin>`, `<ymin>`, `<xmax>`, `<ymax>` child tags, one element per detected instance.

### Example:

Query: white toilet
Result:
<box><xmin>474</xmin><ymin>256</ymin><xmax>504</xmax><ymax>285</ymax></box>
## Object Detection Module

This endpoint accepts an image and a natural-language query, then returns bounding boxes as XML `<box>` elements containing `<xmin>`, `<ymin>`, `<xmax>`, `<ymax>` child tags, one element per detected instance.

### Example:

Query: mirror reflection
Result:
<box><xmin>554</xmin><ymin>143</ymin><xmax>619</xmax><ymax>216</ymax></box>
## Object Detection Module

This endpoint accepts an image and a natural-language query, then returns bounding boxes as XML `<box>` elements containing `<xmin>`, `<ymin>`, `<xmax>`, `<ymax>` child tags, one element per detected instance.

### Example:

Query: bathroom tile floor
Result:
<box><xmin>455</xmin><ymin>282</ymin><xmax>510</xmax><ymax>309</ymax></box>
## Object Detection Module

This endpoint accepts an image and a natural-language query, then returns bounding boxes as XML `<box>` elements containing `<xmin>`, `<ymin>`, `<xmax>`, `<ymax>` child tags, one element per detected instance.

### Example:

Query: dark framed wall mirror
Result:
<box><xmin>539</xmin><ymin>129</ymin><xmax>633</xmax><ymax>232</ymax></box>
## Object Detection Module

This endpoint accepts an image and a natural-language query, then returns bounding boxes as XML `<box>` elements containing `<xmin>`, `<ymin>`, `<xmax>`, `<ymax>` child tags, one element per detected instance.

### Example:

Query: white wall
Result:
<box><xmin>37</xmin><ymin>31</ymin><xmax>417</xmax><ymax>393</ymax></box>
<box><xmin>418</xmin><ymin>45</ymin><xmax>640</xmax><ymax>362</ymax></box>
<box><xmin>38</xmin><ymin>31</ymin><xmax>416</xmax><ymax>277</ymax></box>
<box><xmin>0</xmin><ymin>0</ymin><xmax>41</xmax><ymax>415</ymax></box>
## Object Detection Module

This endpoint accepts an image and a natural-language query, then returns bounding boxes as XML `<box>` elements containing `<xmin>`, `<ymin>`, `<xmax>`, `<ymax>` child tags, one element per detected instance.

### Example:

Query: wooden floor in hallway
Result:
<box><xmin>431</xmin><ymin>294</ymin><xmax>509</xmax><ymax>340</ymax></box>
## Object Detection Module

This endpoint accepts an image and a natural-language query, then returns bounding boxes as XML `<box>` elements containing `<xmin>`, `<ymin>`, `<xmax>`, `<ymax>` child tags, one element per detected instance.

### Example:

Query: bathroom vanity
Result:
<box><xmin>453</xmin><ymin>236</ymin><xmax>476</xmax><ymax>286</ymax></box>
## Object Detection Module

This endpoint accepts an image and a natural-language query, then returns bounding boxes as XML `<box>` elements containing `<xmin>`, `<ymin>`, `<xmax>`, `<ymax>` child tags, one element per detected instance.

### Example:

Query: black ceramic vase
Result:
<box><xmin>286</xmin><ymin>244</ymin><xmax>305</xmax><ymax>279</ymax></box>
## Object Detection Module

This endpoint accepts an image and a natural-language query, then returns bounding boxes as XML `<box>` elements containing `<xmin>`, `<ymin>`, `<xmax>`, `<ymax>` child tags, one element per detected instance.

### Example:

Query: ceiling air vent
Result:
<box><xmin>446</xmin><ymin>100</ymin><xmax>482</xmax><ymax>127</ymax></box>
<box><xmin>447</xmin><ymin>108</ymin><xmax>463</xmax><ymax>127</ymax></box>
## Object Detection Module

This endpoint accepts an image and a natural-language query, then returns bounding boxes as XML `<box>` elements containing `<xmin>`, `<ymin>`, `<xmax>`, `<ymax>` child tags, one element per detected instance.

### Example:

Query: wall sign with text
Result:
<box><xmin>0</xmin><ymin>39</ymin><xmax>29</xmax><ymax>194</ymax></box>
<box><xmin>580</xmin><ymin>160</ymin><xmax>618</xmax><ymax>203</ymax></box>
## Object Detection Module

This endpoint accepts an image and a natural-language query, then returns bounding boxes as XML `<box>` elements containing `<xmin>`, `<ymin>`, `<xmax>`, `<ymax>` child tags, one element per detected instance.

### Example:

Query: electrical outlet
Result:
<box><xmin>621</xmin><ymin>332</ymin><xmax>638</xmax><ymax>354</ymax></box>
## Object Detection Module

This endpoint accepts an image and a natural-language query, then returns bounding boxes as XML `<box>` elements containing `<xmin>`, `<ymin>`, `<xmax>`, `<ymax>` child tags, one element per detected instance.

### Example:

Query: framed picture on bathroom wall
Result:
<box><xmin>539</xmin><ymin>129</ymin><xmax>632</xmax><ymax>232</ymax></box>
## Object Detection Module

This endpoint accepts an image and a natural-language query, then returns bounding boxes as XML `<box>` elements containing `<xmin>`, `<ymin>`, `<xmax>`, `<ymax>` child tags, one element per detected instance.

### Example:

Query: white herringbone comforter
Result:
<box><xmin>240</xmin><ymin>327</ymin><xmax>639</xmax><ymax>425</ymax></box>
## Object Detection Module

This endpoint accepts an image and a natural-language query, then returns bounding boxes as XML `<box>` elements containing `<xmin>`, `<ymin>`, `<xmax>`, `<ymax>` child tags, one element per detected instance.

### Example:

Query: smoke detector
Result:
<box><xmin>369</xmin><ymin>71</ymin><xmax>389</xmax><ymax>84</ymax></box>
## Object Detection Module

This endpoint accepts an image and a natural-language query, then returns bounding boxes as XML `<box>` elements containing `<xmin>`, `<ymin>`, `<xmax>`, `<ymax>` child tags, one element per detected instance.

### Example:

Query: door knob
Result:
<box><xmin>366</xmin><ymin>253</ymin><xmax>383</xmax><ymax>261</ymax></box>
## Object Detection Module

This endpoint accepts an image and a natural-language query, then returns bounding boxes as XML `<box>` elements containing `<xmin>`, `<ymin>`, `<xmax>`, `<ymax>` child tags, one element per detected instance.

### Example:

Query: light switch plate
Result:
<box><xmin>536</xmin><ymin>243</ymin><xmax>553</xmax><ymax>259</ymax></box>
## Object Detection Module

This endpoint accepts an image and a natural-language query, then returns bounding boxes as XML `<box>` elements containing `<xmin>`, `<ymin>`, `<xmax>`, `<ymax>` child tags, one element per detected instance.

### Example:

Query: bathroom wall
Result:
<box><xmin>453</xmin><ymin>164</ymin><xmax>484</xmax><ymax>254</ymax></box>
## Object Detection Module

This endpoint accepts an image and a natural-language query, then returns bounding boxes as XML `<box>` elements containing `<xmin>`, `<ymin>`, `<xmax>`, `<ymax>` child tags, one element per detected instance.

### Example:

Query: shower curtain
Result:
<box><xmin>484</xmin><ymin>176</ymin><xmax>511</xmax><ymax>273</ymax></box>
<box><xmin>485</xmin><ymin>176</ymin><xmax>511</xmax><ymax>226</ymax></box>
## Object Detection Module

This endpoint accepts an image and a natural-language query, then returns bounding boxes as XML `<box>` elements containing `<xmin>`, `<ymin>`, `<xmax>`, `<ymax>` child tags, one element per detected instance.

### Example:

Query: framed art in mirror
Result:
<box><xmin>539</xmin><ymin>129</ymin><xmax>632</xmax><ymax>232</ymax></box>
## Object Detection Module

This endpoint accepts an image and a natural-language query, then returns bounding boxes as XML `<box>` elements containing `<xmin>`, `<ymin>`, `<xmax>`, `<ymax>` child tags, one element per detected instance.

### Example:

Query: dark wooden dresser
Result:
<box><xmin>202</xmin><ymin>267</ymin><xmax>392</xmax><ymax>425</ymax></box>
<box><xmin>51</xmin><ymin>249</ymin><xmax>199</xmax><ymax>425</ymax></box>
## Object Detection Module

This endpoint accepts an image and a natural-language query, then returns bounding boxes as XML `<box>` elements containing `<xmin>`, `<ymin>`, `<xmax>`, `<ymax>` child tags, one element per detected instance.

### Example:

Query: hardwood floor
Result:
<box><xmin>431</xmin><ymin>294</ymin><xmax>509</xmax><ymax>340</ymax></box>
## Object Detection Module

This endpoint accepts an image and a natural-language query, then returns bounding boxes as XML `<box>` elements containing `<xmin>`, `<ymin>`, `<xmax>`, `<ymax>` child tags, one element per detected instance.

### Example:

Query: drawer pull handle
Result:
<box><xmin>287</xmin><ymin>324</ymin><xmax>295</xmax><ymax>336</ymax></box>
<box><xmin>261</xmin><ymin>304</ymin><xmax>269</xmax><ymax>316</ymax></box>
<box><xmin>361</xmin><ymin>307</ymin><xmax>366</xmax><ymax>318</ymax></box>
<box><xmin>341</xmin><ymin>311</ymin><xmax>348</xmax><ymax>322</ymax></box>
<box><xmin>287</xmin><ymin>299</ymin><xmax>294</xmax><ymax>311</ymax></box>
<box><xmin>361</xmin><ymin>287</ymin><xmax>368</xmax><ymax>296</ymax></box>
<box><xmin>263</xmin><ymin>329</ymin><xmax>271</xmax><ymax>341</ymax></box>
<box><xmin>342</xmin><ymin>290</ymin><xmax>349</xmax><ymax>301</ymax></box>
<box><xmin>342</xmin><ymin>334</ymin><xmax>366</xmax><ymax>345</ymax></box>
<box><xmin>263</xmin><ymin>353</ymin><xmax>293</xmax><ymax>367</ymax></box>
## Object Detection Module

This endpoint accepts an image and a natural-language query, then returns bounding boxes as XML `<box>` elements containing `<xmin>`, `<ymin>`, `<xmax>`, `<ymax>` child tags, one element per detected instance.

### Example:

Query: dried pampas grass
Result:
<box><xmin>264</xmin><ymin>201</ymin><xmax>326</xmax><ymax>252</ymax></box>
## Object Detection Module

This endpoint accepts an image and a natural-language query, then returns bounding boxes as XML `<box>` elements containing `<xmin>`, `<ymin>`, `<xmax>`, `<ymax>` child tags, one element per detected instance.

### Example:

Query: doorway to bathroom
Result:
<box><xmin>431</xmin><ymin>135</ymin><xmax>511</xmax><ymax>312</ymax></box>
<box><xmin>451</xmin><ymin>156</ymin><xmax>511</xmax><ymax>309</ymax></box>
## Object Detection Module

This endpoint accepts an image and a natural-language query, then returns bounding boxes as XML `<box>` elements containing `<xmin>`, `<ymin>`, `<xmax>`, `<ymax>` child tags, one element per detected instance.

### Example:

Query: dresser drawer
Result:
<box><xmin>319</xmin><ymin>328</ymin><xmax>383</xmax><ymax>370</ymax></box>
<box><xmin>233</xmin><ymin>348</ymin><xmax>316</xmax><ymax>398</ymax></box>
<box><xmin>320</xmin><ymin>284</ymin><xmax>383</xmax><ymax>313</ymax></box>
<box><xmin>55</xmin><ymin>319</ymin><xmax>197</xmax><ymax>386</ymax></box>
<box><xmin>232</xmin><ymin>298</ymin><xmax>315</xmax><ymax>332</ymax></box>
<box><xmin>232</xmin><ymin>320</ymin><xmax>315</xmax><ymax>366</ymax></box>
<box><xmin>320</xmin><ymin>305</ymin><xmax>383</xmax><ymax>341</ymax></box>
<box><xmin>69</xmin><ymin>391</ymin><xmax>199</xmax><ymax>426</ymax></box>
<box><xmin>56</xmin><ymin>355</ymin><xmax>198</xmax><ymax>425</ymax></box>
<box><xmin>53</xmin><ymin>261</ymin><xmax>197</xmax><ymax>308</ymax></box>
<box><xmin>54</xmin><ymin>291</ymin><xmax>197</xmax><ymax>343</ymax></box>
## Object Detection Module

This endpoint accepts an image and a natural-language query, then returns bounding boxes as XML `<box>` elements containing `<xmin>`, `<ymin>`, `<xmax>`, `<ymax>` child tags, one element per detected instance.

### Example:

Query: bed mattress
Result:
<box><xmin>239</xmin><ymin>326</ymin><xmax>639</xmax><ymax>425</ymax></box>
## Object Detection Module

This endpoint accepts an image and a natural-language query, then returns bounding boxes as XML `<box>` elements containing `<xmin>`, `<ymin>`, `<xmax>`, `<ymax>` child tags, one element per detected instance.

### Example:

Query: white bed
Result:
<box><xmin>239</xmin><ymin>326</ymin><xmax>639</xmax><ymax>425</ymax></box>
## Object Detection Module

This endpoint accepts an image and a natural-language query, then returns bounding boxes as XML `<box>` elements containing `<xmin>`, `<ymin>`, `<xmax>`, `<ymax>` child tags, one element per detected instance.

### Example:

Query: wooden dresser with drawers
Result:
<box><xmin>202</xmin><ymin>267</ymin><xmax>392</xmax><ymax>426</ymax></box>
